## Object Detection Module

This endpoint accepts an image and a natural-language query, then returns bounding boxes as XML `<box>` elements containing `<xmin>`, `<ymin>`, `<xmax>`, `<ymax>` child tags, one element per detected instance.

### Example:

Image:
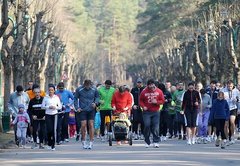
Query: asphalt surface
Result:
<box><xmin>0</xmin><ymin>137</ymin><xmax>240</xmax><ymax>166</ymax></box>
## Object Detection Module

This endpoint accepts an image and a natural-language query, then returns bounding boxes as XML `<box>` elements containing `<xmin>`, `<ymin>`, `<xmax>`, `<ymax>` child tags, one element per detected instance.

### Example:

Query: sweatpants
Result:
<box><xmin>17</xmin><ymin>127</ymin><xmax>27</xmax><ymax>145</ymax></box>
<box><xmin>197</xmin><ymin>110</ymin><xmax>210</xmax><ymax>137</ymax></box>
<box><xmin>143</xmin><ymin>111</ymin><xmax>160</xmax><ymax>145</ymax></box>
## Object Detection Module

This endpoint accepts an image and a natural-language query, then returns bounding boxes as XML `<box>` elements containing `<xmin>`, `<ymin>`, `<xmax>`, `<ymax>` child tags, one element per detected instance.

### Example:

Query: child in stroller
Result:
<box><xmin>113</xmin><ymin>113</ymin><xmax>131</xmax><ymax>145</ymax></box>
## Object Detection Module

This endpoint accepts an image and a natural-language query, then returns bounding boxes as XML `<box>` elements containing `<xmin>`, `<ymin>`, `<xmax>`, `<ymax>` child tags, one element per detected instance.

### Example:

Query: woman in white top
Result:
<box><xmin>42</xmin><ymin>84</ymin><xmax>62</xmax><ymax>151</ymax></box>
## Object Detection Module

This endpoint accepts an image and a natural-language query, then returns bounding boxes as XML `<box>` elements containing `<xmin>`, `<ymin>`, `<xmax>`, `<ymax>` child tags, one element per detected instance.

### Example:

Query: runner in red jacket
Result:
<box><xmin>111</xmin><ymin>86</ymin><xmax>133</xmax><ymax>116</ymax></box>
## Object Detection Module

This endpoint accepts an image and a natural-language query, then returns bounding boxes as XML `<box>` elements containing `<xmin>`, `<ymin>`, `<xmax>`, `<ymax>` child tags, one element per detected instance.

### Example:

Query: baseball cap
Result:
<box><xmin>137</xmin><ymin>78</ymin><xmax>143</xmax><ymax>83</ymax></box>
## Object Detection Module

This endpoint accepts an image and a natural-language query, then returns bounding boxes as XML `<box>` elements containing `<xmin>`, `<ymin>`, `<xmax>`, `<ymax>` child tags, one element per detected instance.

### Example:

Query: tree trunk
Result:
<box><xmin>229</xmin><ymin>18</ymin><xmax>239</xmax><ymax>84</ymax></box>
<box><xmin>0</xmin><ymin>0</ymin><xmax>9</xmax><ymax>38</ymax></box>
<box><xmin>205</xmin><ymin>31</ymin><xmax>210</xmax><ymax>85</ymax></box>
<box><xmin>1</xmin><ymin>49</ymin><xmax>12</xmax><ymax>113</ymax></box>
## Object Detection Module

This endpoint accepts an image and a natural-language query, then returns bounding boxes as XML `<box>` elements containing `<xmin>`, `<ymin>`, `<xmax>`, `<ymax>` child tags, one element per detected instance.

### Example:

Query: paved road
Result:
<box><xmin>0</xmin><ymin>138</ymin><xmax>239</xmax><ymax>166</ymax></box>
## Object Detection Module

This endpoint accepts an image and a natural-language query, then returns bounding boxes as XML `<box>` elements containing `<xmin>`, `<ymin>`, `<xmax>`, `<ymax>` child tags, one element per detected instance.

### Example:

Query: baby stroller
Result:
<box><xmin>108</xmin><ymin>112</ymin><xmax>133</xmax><ymax>146</ymax></box>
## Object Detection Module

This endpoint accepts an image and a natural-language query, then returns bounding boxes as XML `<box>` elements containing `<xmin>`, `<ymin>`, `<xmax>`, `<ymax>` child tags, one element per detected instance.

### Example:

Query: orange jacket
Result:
<box><xmin>27</xmin><ymin>90</ymin><xmax>46</xmax><ymax>100</ymax></box>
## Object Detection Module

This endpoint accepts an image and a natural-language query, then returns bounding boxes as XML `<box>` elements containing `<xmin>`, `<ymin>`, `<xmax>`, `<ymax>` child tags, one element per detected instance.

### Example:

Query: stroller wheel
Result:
<box><xmin>109</xmin><ymin>134</ymin><xmax>112</xmax><ymax>146</ymax></box>
<box><xmin>129</xmin><ymin>133</ymin><xmax>133</xmax><ymax>146</ymax></box>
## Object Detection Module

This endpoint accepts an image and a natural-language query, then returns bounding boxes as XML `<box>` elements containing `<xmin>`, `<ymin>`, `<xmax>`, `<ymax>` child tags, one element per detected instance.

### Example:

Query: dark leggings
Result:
<box><xmin>46</xmin><ymin>114</ymin><xmax>57</xmax><ymax>148</ymax></box>
<box><xmin>176</xmin><ymin>112</ymin><xmax>186</xmax><ymax>135</ymax></box>
<box><xmin>75</xmin><ymin>112</ymin><xmax>81</xmax><ymax>135</ymax></box>
<box><xmin>100</xmin><ymin>110</ymin><xmax>112</xmax><ymax>136</ymax></box>
<box><xmin>168</xmin><ymin>114</ymin><xmax>177</xmax><ymax>136</ymax></box>
<box><xmin>215</xmin><ymin>119</ymin><xmax>226</xmax><ymax>140</ymax></box>
<box><xmin>57</xmin><ymin>114</ymin><xmax>64</xmax><ymax>143</ymax></box>
<box><xmin>159</xmin><ymin>111</ymin><xmax>168</xmax><ymax>136</ymax></box>
<box><xmin>132</xmin><ymin>108</ymin><xmax>144</xmax><ymax>135</ymax></box>
<box><xmin>32</xmin><ymin>120</ymin><xmax>45</xmax><ymax>143</ymax></box>
<box><xmin>62</xmin><ymin>112</ymin><xmax>69</xmax><ymax>140</ymax></box>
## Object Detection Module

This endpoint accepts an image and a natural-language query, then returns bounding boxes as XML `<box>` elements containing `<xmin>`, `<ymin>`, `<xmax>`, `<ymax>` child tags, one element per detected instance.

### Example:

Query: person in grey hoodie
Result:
<box><xmin>12</xmin><ymin>104</ymin><xmax>30</xmax><ymax>148</ymax></box>
<box><xmin>220</xmin><ymin>80</ymin><xmax>240</xmax><ymax>144</ymax></box>
<box><xmin>74</xmin><ymin>79</ymin><xmax>99</xmax><ymax>149</ymax></box>
<box><xmin>197</xmin><ymin>89</ymin><xmax>211</xmax><ymax>143</ymax></box>
<box><xmin>8</xmin><ymin>85</ymin><xmax>30</xmax><ymax>145</ymax></box>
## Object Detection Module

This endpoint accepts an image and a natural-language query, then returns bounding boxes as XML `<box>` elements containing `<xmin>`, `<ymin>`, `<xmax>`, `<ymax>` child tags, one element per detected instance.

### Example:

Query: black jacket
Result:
<box><xmin>131</xmin><ymin>86</ymin><xmax>145</xmax><ymax>106</ymax></box>
<box><xmin>28</xmin><ymin>97</ymin><xmax>45</xmax><ymax>119</ymax></box>
<box><xmin>182</xmin><ymin>90</ymin><xmax>201</xmax><ymax>111</ymax></box>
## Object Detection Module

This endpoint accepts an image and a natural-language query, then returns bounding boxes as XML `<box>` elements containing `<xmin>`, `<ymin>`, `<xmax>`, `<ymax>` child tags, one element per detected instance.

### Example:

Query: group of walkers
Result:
<box><xmin>7</xmin><ymin>78</ymin><xmax>240</xmax><ymax>150</ymax></box>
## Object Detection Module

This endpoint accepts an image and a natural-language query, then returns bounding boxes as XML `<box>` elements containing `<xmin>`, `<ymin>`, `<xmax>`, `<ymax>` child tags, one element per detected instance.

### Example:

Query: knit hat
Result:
<box><xmin>18</xmin><ymin>104</ymin><xmax>25</xmax><ymax>109</ymax></box>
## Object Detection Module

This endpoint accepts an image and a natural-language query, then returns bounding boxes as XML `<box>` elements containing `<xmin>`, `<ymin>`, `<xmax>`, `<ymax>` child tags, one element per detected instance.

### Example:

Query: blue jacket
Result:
<box><xmin>206</xmin><ymin>87</ymin><xmax>219</xmax><ymax>103</ymax></box>
<box><xmin>74</xmin><ymin>86</ymin><xmax>99</xmax><ymax>112</ymax></box>
<box><xmin>55</xmin><ymin>90</ymin><xmax>74</xmax><ymax>112</ymax></box>
<box><xmin>211</xmin><ymin>99</ymin><xmax>230</xmax><ymax>120</ymax></box>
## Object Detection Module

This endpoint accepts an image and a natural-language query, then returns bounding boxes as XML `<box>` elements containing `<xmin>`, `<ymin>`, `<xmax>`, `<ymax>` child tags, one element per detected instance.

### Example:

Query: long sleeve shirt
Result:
<box><xmin>8</xmin><ymin>92</ymin><xmax>30</xmax><ymax>117</ymax></box>
<box><xmin>41</xmin><ymin>95</ymin><xmax>62</xmax><ymax>115</ymax></box>
<box><xmin>55</xmin><ymin>90</ymin><xmax>74</xmax><ymax>112</ymax></box>
<box><xmin>221</xmin><ymin>87</ymin><xmax>240</xmax><ymax>111</ymax></box>
<box><xmin>139</xmin><ymin>87</ymin><xmax>165</xmax><ymax>112</ymax></box>
<box><xmin>74</xmin><ymin>86</ymin><xmax>99</xmax><ymax>112</ymax></box>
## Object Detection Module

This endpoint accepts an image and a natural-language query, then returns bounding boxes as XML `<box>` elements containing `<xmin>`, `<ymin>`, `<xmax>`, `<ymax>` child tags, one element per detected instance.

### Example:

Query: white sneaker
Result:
<box><xmin>22</xmin><ymin>145</ymin><xmax>26</xmax><ymax>149</ymax></box>
<box><xmin>203</xmin><ymin>138</ymin><xmax>208</xmax><ymax>144</ymax></box>
<box><xmin>160</xmin><ymin>136</ymin><xmax>163</xmax><ymax>142</ymax></box>
<box><xmin>134</xmin><ymin>134</ymin><xmax>139</xmax><ymax>140</ymax></box>
<box><xmin>82</xmin><ymin>141</ymin><xmax>88</xmax><ymax>149</ymax></box>
<box><xmin>140</xmin><ymin>134</ymin><xmax>144</xmax><ymax>140</ymax></box>
<box><xmin>51</xmin><ymin>148</ymin><xmax>56</xmax><ymax>151</ymax></box>
<box><xmin>100</xmin><ymin>136</ymin><xmax>105</xmax><ymax>142</ymax></box>
<box><xmin>207</xmin><ymin>136</ymin><xmax>212</xmax><ymax>142</ymax></box>
<box><xmin>229</xmin><ymin>140</ymin><xmax>235</xmax><ymax>145</ymax></box>
<box><xmin>88</xmin><ymin>141</ymin><xmax>93</xmax><ymax>149</ymax></box>
<box><xmin>153</xmin><ymin>143</ymin><xmax>159</xmax><ymax>148</ymax></box>
<box><xmin>31</xmin><ymin>143</ymin><xmax>38</xmax><ymax>149</ymax></box>
<box><xmin>47</xmin><ymin>146</ymin><xmax>52</xmax><ymax>150</ymax></box>
<box><xmin>187</xmin><ymin>139</ymin><xmax>192</xmax><ymax>145</ymax></box>
<box><xmin>64</xmin><ymin>139</ymin><xmax>69</xmax><ymax>142</ymax></box>
<box><xmin>191</xmin><ymin>137</ymin><xmax>196</xmax><ymax>145</ymax></box>
<box><xmin>163</xmin><ymin>136</ymin><xmax>167</xmax><ymax>141</ymax></box>
<box><xmin>37</xmin><ymin>137</ymin><xmax>40</xmax><ymax>144</ymax></box>
<box><xmin>145</xmin><ymin>143</ymin><xmax>150</xmax><ymax>148</ymax></box>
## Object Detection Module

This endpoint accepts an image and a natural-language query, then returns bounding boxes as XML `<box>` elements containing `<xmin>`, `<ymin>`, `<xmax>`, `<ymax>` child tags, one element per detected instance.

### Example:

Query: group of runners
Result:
<box><xmin>7</xmin><ymin>78</ymin><xmax>240</xmax><ymax>150</ymax></box>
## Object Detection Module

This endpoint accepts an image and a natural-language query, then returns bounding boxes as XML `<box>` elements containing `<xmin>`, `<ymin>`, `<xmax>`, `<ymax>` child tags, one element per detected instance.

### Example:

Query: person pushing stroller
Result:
<box><xmin>111</xmin><ymin>85</ymin><xmax>133</xmax><ymax>145</ymax></box>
